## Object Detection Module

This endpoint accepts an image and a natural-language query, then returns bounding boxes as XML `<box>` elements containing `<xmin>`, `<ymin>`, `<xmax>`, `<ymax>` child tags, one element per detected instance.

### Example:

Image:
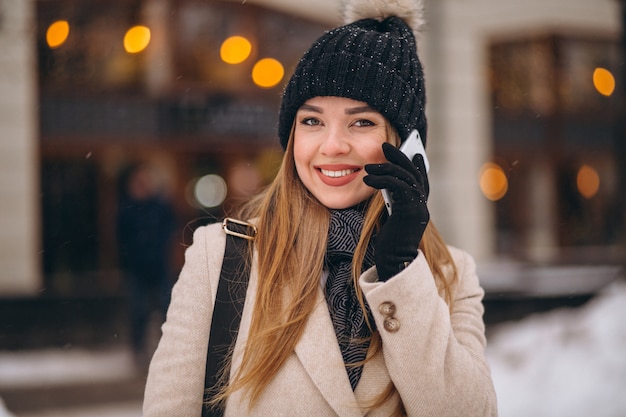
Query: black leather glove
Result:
<box><xmin>363</xmin><ymin>142</ymin><xmax>430</xmax><ymax>281</ymax></box>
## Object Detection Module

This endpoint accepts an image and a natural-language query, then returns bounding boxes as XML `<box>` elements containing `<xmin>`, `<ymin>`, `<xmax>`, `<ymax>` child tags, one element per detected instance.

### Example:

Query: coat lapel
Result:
<box><xmin>295</xmin><ymin>288</ymin><xmax>364</xmax><ymax>417</ymax></box>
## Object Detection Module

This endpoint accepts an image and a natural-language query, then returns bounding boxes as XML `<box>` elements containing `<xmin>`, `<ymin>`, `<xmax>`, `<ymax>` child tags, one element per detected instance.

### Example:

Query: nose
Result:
<box><xmin>319</xmin><ymin>126</ymin><xmax>350</xmax><ymax>156</ymax></box>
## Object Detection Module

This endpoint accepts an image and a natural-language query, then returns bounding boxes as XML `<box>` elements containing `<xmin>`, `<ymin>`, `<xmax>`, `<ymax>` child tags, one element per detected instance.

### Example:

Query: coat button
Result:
<box><xmin>383</xmin><ymin>317</ymin><xmax>400</xmax><ymax>333</ymax></box>
<box><xmin>379</xmin><ymin>301</ymin><xmax>396</xmax><ymax>317</ymax></box>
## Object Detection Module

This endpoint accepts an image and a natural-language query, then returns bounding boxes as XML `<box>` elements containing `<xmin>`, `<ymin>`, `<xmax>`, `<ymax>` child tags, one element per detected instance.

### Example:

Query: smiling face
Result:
<box><xmin>293</xmin><ymin>96</ymin><xmax>389</xmax><ymax>209</ymax></box>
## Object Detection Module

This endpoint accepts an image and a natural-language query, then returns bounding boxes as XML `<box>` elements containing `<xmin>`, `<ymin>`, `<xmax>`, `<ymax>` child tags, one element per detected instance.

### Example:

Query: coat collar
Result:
<box><xmin>294</xmin><ymin>287</ymin><xmax>364</xmax><ymax>417</ymax></box>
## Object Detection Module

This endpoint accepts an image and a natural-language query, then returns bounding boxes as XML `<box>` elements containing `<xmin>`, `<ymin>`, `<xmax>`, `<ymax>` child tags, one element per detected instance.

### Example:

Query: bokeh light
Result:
<box><xmin>228</xmin><ymin>161</ymin><xmax>261</xmax><ymax>197</ymax></box>
<box><xmin>593</xmin><ymin>67</ymin><xmax>615</xmax><ymax>97</ymax></box>
<box><xmin>480</xmin><ymin>162</ymin><xmax>508</xmax><ymax>201</ymax></box>
<box><xmin>46</xmin><ymin>20</ymin><xmax>70</xmax><ymax>49</ymax></box>
<box><xmin>124</xmin><ymin>25</ymin><xmax>151</xmax><ymax>54</ymax></box>
<box><xmin>220</xmin><ymin>36</ymin><xmax>252</xmax><ymax>64</ymax></box>
<box><xmin>193</xmin><ymin>174</ymin><xmax>227</xmax><ymax>208</ymax></box>
<box><xmin>577</xmin><ymin>164</ymin><xmax>600</xmax><ymax>199</ymax></box>
<box><xmin>252</xmin><ymin>58</ymin><xmax>284</xmax><ymax>88</ymax></box>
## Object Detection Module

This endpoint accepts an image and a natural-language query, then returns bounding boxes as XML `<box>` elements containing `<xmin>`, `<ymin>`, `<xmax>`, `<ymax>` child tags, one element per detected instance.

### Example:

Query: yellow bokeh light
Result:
<box><xmin>220</xmin><ymin>36</ymin><xmax>252</xmax><ymax>64</ymax></box>
<box><xmin>252</xmin><ymin>58</ymin><xmax>284</xmax><ymax>88</ymax></box>
<box><xmin>46</xmin><ymin>20</ymin><xmax>70</xmax><ymax>49</ymax></box>
<box><xmin>479</xmin><ymin>162</ymin><xmax>508</xmax><ymax>201</ymax></box>
<box><xmin>577</xmin><ymin>164</ymin><xmax>600</xmax><ymax>199</ymax></box>
<box><xmin>124</xmin><ymin>25</ymin><xmax>151</xmax><ymax>54</ymax></box>
<box><xmin>593</xmin><ymin>67</ymin><xmax>615</xmax><ymax>97</ymax></box>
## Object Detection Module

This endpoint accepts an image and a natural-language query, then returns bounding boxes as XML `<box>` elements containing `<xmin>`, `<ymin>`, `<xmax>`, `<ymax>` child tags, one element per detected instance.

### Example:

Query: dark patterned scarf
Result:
<box><xmin>325</xmin><ymin>207</ymin><xmax>376</xmax><ymax>391</ymax></box>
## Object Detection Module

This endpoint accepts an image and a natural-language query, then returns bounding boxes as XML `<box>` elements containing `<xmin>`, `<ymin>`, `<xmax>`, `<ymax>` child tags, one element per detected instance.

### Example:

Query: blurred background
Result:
<box><xmin>0</xmin><ymin>0</ymin><xmax>624</xmax><ymax>416</ymax></box>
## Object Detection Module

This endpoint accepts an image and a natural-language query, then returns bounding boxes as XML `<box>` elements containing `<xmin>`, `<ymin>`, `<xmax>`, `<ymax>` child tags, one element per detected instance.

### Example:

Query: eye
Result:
<box><xmin>353</xmin><ymin>118</ymin><xmax>376</xmax><ymax>127</ymax></box>
<box><xmin>299</xmin><ymin>117</ymin><xmax>321</xmax><ymax>126</ymax></box>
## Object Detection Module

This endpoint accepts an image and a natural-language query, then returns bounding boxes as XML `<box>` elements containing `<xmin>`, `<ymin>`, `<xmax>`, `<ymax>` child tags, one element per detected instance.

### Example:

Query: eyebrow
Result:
<box><xmin>298</xmin><ymin>104</ymin><xmax>323</xmax><ymax>113</ymax></box>
<box><xmin>298</xmin><ymin>104</ymin><xmax>376</xmax><ymax>115</ymax></box>
<box><xmin>345</xmin><ymin>105</ymin><xmax>376</xmax><ymax>115</ymax></box>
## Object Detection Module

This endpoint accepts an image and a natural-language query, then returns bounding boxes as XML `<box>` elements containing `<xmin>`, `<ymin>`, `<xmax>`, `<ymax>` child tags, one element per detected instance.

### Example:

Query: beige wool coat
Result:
<box><xmin>143</xmin><ymin>222</ymin><xmax>497</xmax><ymax>416</ymax></box>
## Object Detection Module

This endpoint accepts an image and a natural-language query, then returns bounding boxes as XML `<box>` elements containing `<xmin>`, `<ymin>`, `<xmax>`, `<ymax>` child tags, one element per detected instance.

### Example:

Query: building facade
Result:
<box><xmin>0</xmin><ymin>0</ymin><xmax>622</xmax><ymax>297</ymax></box>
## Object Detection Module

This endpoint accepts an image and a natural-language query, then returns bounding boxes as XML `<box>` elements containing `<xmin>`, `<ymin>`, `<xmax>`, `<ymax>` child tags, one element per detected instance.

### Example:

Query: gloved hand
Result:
<box><xmin>363</xmin><ymin>142</ymin><xmax>430</xmax><ymax>281</ymax></box>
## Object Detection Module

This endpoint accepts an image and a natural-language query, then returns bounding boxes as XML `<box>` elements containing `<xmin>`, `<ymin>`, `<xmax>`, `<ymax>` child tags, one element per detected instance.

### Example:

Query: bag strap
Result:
<box><xmin>202</xmin><ymin>218</ymin><xmax>257</xmax><ymax>417</ymax></box>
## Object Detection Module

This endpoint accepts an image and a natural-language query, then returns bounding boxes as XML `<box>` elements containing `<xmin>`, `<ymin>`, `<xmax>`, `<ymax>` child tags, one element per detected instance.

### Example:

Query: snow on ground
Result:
<box><xmin>0</xmin><ymin>348</ymin><xmax>136</xmax><ymax>390</ymax></box>
<box><xmin>1</xmin><ymin>281</ymin><xmax>625</xmax><ymax>417</ymax></box>
<box><xmin>0</xmin><ymin>348</ymin><xmax>140</xmax><ymax>417</ymax></box>
<box><xmin>16</xmin><ymin>402</ymin><xmax>141</xmax><ymax>417</ymax></box>
<box><xmin>487</xmin><ymin>280</ymin><xmax>626</xmax><ymax>417</ymax></box>
<box><xmin>0</xmin><ymin>398</ymin><xmax>15</xmax><ymax>417</ymax></box>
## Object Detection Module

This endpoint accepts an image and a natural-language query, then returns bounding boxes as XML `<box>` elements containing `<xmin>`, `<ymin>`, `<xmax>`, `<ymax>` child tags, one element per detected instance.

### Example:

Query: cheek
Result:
<box><xmin>363</xmin><ymin>140</ymin><xmax>387</xmax><ymax>164</ymax></box>
<box><xmin>374</xmin><ymin>146</ymin><xmax>386</xmax><ymax>163</ymax></box>
<box><xmin>293</xmin><ymin>136</ymin><xmax>312</xmax><ymax>175</ymax></box>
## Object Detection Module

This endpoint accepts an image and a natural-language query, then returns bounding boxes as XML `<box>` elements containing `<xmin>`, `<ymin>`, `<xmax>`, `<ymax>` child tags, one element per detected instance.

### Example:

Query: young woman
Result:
<box><xmin>143</xmin><ymin>1</ymin><xmax>497</xmax><ymax>416</ymax></box>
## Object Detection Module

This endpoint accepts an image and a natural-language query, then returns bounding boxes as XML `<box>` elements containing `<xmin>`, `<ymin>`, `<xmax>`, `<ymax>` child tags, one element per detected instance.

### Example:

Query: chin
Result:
<box><xmin>317</xmin><ymin>195</ymin><xmax>371</xmax><ymax>210</ymax></box>
<box><xmin>324</xmin><ymin>203</ymin><xmax>354</xmax><ymax>210</ymax></box>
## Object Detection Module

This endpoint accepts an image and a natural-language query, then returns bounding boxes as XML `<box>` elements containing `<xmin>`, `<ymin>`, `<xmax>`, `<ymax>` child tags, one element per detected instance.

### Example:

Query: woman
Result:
<box><xmin>143</xmin><ymin>1</ymin><xmax>498</xmax><ymax>416</ymax></box>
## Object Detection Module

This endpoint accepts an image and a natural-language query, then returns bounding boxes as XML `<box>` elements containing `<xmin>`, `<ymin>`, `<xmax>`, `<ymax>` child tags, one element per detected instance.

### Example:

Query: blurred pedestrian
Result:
<box><xmin>117</xmin><ymin>163</ymin><xmax>175</xmax><ymax>368</ymax></box>
<box><xmin>144</xmin><ymin>0</ymin><xmax>497</xmax><ymax>415</ymax></box>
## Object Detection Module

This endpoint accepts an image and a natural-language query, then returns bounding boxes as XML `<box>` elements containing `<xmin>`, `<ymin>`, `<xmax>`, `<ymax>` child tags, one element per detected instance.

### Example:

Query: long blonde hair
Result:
<box><xmin>213</xmin><ymin>124</ymin><xmax>458</xmax><ymax>413</ymax></box>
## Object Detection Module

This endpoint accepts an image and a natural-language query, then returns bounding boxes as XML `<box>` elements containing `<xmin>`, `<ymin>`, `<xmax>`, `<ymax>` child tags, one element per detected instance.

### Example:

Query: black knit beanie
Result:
<box><xmin>278</xmin><ymin>16</ymin><xmax>426</xmax><ymax>150</ymax></box>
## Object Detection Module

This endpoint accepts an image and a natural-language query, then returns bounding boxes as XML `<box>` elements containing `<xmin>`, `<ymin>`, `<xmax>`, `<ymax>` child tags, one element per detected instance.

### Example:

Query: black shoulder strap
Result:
<box><xmin>202</xmin><ymin>218</ymin><xmax>256</xmax><ymax>417</ymax></box>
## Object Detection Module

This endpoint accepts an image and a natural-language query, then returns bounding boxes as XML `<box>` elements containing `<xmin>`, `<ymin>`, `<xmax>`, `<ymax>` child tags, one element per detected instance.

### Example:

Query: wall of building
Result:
<box><xmin>225</xmin><ymin>0</ymin><xmax>341</xmax><ymax>26</ymax></box>
<box><xmin>0</xmin><ymin>0</ymin><xmax>40</xmax><ymax>294</ymax></box>
<box><xmin>423</xmin><ymin>0</ymin><xmax>620</xmax><ymax>261</ymax></box>
<box><xmin>0</xmin><ymin>0</ymin><xmax>621</xmax><ymax>296</ymax></box>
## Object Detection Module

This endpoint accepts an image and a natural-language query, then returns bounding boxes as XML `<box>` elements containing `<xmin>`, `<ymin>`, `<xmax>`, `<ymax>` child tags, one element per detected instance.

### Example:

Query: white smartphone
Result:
<box><xmin>382</xmin><ymin>129</ymin><xmax>429</xmax><ymax>215</ymax></box>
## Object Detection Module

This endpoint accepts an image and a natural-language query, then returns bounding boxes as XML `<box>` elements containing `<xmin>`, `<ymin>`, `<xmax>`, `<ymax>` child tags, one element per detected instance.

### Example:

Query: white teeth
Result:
<box><xmin>320</xmin><ymin>169</ymin><xmax>357</xmax><ymax>178</ymax></box>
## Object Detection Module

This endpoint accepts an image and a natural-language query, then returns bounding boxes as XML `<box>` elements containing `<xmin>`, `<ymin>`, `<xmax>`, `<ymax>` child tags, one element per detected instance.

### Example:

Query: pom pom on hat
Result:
<box><xmin>341</xmin><ymin>0</ymin><xmax>425</xmax><ymax>39</ymax></box>
<box><xmin>277</xmin><ymin>0</ymin><xmax>427</xmax><ymax>150</ymax></box>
